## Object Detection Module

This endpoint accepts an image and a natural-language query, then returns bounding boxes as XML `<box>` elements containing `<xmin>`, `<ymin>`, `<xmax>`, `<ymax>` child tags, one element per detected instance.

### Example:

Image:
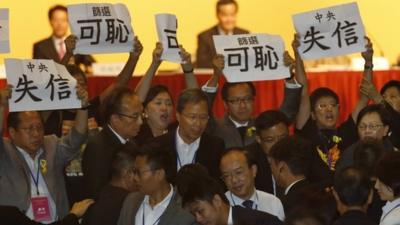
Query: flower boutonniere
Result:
<box><xmin>332</xmin><ymin>135</ymin><xmax>342</xmax><ymax>144</ymax></box>
<box><xmin>246</xmin><ymin>126</ymin><xmax>256</xmax><ymax>137</ymax></box>
<box><xmin>40</xmin><ymin>159</ymin><xmax>47</xmax><ymax>174</ymax></box>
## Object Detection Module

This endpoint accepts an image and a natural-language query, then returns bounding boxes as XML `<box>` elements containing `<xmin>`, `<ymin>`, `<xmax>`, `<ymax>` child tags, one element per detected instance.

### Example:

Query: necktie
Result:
<box><xmin>237</xmin><ymin>126</ymin><xmax>247</xmax><ymax>146</ymax></box>
<box><xmin>58</xmin><ymin>41</ymin><xmax>66</xmax><ymax>60</ymax></box>
<box><xmin>242</xmin><ymin>199</ymin><xmax>254</xmax><ymax>209</ymax></box>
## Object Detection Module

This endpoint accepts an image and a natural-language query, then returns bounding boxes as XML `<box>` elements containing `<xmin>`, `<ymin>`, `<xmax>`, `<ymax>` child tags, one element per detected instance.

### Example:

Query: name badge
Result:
<box><xmin>31</xmin><ymin>196</ymin><xmax>51</xmax><ymax>221</ymax></box>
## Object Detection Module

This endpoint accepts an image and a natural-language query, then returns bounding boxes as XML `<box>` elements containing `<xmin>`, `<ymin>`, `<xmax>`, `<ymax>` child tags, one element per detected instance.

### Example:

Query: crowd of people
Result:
<box><xmin>1</xmin><ymin>1</ymin><xmax>400</xmax><ymax>225</ymax></box>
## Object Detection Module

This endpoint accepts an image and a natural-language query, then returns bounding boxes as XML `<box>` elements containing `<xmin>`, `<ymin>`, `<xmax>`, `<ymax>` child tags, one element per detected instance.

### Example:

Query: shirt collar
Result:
<box><xmin>15</xmin><ymin>146</ymin><xmax>43</xmax><ymax>162</ymax></box>
<box><xmin>144</xmin><ymin>184</ymin><xmax>174</xmax><ymax>209</ymax></box>
<box><xmin>382</xmin><ymin>197</ymin><xmax>400</xmax><ymax>217</ymax></box>
<box><xmin>176</xmin><ymin>126</ymin><xmax>201</xmax><ymax>146</ymax></box>
<box><xmin>108</xmin><ymin>124</ymin><xmax>127</xmax><ymax>144</ymax></box>
<box><xmin>229</xmin><ymin>116</ymin><xmax>249</xmax><ymax>128</ymax></box>
<box><xmin>284</xmin><ymin>178</ymin><xmax>305</xmax><ymax>195</ymax></box>
<box><xmin>228</xmin><ymin>189</ymin><xmax>257</xmax><ymax>205</ymax></box>
<box><xmin>217</xmin><ymin>26</ymin><xmax>233</xmax><ymax>35</ymax></box>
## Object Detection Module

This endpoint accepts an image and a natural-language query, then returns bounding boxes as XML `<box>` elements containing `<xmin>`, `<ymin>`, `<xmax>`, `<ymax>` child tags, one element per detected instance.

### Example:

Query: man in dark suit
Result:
<box><xmin>82</xmin><ymin>87</ymin><xmax>143</xmax><ymax>198</ymax></box>
<box><xmin>33</xmin><ymin>5</ymin><xmax>95</xmax><ymax>71</ymax></box>
<box><xmin>332</xmin><ymin>167</ymin><xmax>376</xmax><ymax>225</ymax></box>
<box><xmin>181</xmin><ymin>174</ymin><xmax>282</xmax><ymax>225</ymax></box>
<box><xmin>195</xmin><ymin>0</ymin><xmax>249</xmax><ymax>68</ymax></box>
<box><xmin>146</xmin><ymin>88</ymin><xmax>225</xmax><ymax>181</ymax></box>
<box><xmin>118</xmin><ymin>145</ymin><xmax>195</xmax><ymax>225</ymax></box>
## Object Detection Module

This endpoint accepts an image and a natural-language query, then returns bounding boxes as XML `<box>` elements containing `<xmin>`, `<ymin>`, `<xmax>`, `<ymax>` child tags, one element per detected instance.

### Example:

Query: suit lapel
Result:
<box><xmin>157</xmin><ymin>189</ymin><xmax>179</xmax><ymax>225</ymax></box>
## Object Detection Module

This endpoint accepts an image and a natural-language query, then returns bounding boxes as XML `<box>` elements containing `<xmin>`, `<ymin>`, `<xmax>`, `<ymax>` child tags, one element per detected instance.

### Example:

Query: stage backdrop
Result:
<box><xmin>0</xmin><ymin>0</ymin><xmax>399</xmax><ymax>73</ymax></box>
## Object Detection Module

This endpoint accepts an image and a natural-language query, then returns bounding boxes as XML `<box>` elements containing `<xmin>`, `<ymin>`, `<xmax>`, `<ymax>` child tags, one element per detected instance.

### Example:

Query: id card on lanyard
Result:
<box><xmin>28</xmin><ymin>160</ymin><xmax>51</xmax><ymax>222</ymax></box>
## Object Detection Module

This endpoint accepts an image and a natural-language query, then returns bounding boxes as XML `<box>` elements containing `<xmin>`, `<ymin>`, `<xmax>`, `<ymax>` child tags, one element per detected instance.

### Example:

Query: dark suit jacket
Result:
<box><xmin>147</xmin><ymin>127</ymin><xmax>225</xmax><ymax>181</ymax></box>
<box><xmin>282</xmin><ymin>179</ymin><xmax>310</xmax><ymax>214</ymax></box>
<box><xmin>333</xmin><ymin>210</ymin><xmax>377</xmax><ymax>225</ymax></box>
<box><xmin>117</xmin><ymin>189</ymin><xmax>195</xmax><ymax>225</ymax></box>
<box><xmin>196</xmin><ymin>25</ymin><xmax>249</xmax><ymax>68</ymax></box>
<box><xmin>232</xmin><ymin>205</ymin><xmax>282</xmax><ymax>225</ymax></box>
<box><xmin>33</xmin><ymin>36</ymin><xmax>95</xmax><ymax>65</ymax></box>
<box><xmin>82</xmin><ymin>125</ymin><xmax>132</xmax><ymax>198</ymax></box>
<box><xmin>82</xmin><ymin>185</ymin><xmax>130</xmax><ymax>225</ymax></box>
<box><xmin>246</xmin><ymin>142</ymin><xmax>274</xmax><ymax>194</ymax></box>
<box><xmin>0</xmin><ymin>206</ymin><xmax>79</xmax><ymax>225</ymax></box>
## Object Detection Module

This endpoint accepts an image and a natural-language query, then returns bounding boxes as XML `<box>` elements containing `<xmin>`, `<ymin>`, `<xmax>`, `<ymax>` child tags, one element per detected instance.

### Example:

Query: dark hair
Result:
<box><xmin>143</xmin><ymin>85</ymin><xmax>172</xmax><ymax>108</ymax></box>
<box><xmin>176</xmin><ymin>163</ymin><xmax>210</xmax><ymax>197</ymax></box>
<box><xmin>65</xmin><ymin>64</ymin><xmax>87</xmax><ymax>84</ymax></box>
<box><xmin>334</xmin><ymin>166</ymin><xmax>372</xmax><ymax>207</ymax></box>
<box><xmin>136</xmin><ymin>143</ymin><xmax>175</xmax><ymax>184</ymax></box>
<box><xmin>255</xmin><ymin>110</ymin><xmax>289</xmax><ymax>135</ymax></box>
<box><xmin>269</xmin><ymin>136</ymin><xmax>311</xmax><ymax>176</ymax></box>
<box><xmin>356</xmin><ymin>104</ymin><xmax>391</xmax><ymax>127</ymax></box>
<box><xmin>101</xmin><ymin>86</ymin><xmax>137</xmax><ymax>123</ymax></box>
<box><xmin>221</xmin><ymin>82</ymin><xmax>256</xmax><ymax>101</ymax></box>
<box><xmin>310</xmin><ymin>87</ymin><xmax>339</xmax><ymax>112</ymax></box>
<box><xmin>181</xmin><ymin>175</ymin><xmax>229</xmax><ymax>207</ymax></box>
<box><xmin>380</xmin><ymin>80</ymin><xmax>400</xmax><ymax>95</ymax></box>
<box><xmin>48</xmin><ymin>5</ymin><xmax>67</xmax><ymax>20</ymax></box>
<box><xmin>353</xmin><ymin>138</ymin><xmax>385</xmax><ymax>176</ymax></box>
<box><xmin>220</xmin><ymin>147</ymin><xmax>257</xmax><ymax>168</ymax></box>
<box><xmin>176</xmin><ymin>88</ymin><xmax>208</xmax><ymax>113</ymax></box>
<box><xmin>216</xmin><ymin>0</ymin><xmax>238</xmax><ymax>13</ymax></box>
<box><xmin>375</xmin><ymin>151</ymin><xmax>400</xmax><ymax>197</ymax></box>
<box><xmin>7</xmin><ymin>111</ymin><xmax>42</xmax><ymax>130</ymax></box>
<box><xmin>285</xmin><ymin>210</ymin><xmax>326</xmax><ymax>225</ymax></box>
<box><xmin>111</xmin><ymin>147</ymin><xmax>136</xmax><ymax>179</ymax></box>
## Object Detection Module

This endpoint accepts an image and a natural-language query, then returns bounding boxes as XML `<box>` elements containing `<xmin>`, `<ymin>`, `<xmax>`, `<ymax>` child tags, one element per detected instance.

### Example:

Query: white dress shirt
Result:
<box><xmin>108</xmin><ymin>124</ymin><xmax>128</xmax><ymax>144</ymax></box>
<box><xmin>135</xmin><ymin>185</ymin><xmax>174</xmax><ymax>225</ymax></box>
<box><xmin>227</xmin><ymin>206</ymin><xmax>233</xmax><ymax>225</ymax></box>
<box><xmin>175</xmin><ymin>127</ymin><xmax>201</xmax><ymax>170</ymax></box>
<box><xmin>284</xmin><ymin>178</ymin><xmax>305</xmax><ymax>195</ymax></box>
<box><xmin>380</xmin><ymin>197</ymin><xmax>400</xmax><ymax>225</ymax></box>
<box><xmin>226</xmin><ymin>189</ymin><xmax>285</xmax><ymax>221</ymax></box>
<box><xmin>16</xmin><ymin>147</ymin><xmax>57</xmax><ymax>223</ymax></box>
<box><xmin>52</xmin><ymin>36</ymin><xmax>65</xmax><ymax>57</ymax></box>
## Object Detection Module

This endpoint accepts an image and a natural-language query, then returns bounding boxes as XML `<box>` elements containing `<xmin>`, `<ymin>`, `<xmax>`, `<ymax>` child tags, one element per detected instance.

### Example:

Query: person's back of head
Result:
<box><xmin>353</xmin><ymin>138</ymin><xmax>385</xmax><ymax>176</ymax></box>
<box><xmin>285</xmin><ymin>210</ymin><xmax>326</xmax><ymax>225</ymax></box>
<box><xmin>375</xmin><ymin>151</ymin><xmax>400</xmax><ymax>199</ymax></box>
<box><xmin>333</xmin><ymin>166</ymin><xmax>373</xmax><ymax>210</ymax></box>
<box><xmin>110</xmin><ymin>146</ymin><xmax>137</xmax><ymax>192</ymax></box>
<box><xmin>176</xmin><ymin>163</ymin><xmax>210</xmax><ymax>197</ymax></box>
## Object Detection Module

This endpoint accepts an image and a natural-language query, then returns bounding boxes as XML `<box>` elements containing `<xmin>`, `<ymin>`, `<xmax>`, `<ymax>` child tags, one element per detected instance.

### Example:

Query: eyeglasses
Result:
<box><xmin>358</xmin><ymin>124</ymin><xmax>384</xmax><ymax>131</ymax></box>
<box><xmin>316</xmin><ymin>103</ymin><xmax>339</xmax><ymax>111</ymax></box>
<box><xmin>181</xmin><ymin>113</ymin><xmax>209</xmax><ymax>122</ymax></box>
<box><xmin>117</xmin><ymin>112</ymin><xmax>143</xmax><ymax>121</ymax></box>
<box><xmin>18</xmin><ymin>125</ymin><xmax>44</xmax><ymax>134</ymax></box>
<box><xmin>220</xmin><ymin>168</ymin><xmax>247</xmax><ymax>182</ymax></box>
<box><xmin>227</xmin><ymin>96</ymin><xmax>254</xmax><ymax>106</ymax></box>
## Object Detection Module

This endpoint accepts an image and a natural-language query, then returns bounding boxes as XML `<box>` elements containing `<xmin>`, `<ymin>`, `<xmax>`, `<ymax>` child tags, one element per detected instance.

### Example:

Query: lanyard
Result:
<box><xmin>381</xmin><ymin>203</ymin><xmax>400</xmax><ymax>222</ymax></box>
<box><xmin>175</xmin><ymin>134</ymin><xmax>198</xmax><ymax>169</ymax></box>
<box><xmin>230</xmin><ymin>191</ymin><xmax>259</xmax><ymax>210</ymax></box>
<box><xmin>27</xmin><ymin>160</ymin><xmax>41</xmax><ymax>196</ymax></box>
<box><xmin>142</xmin><ymin>192</ymin><xmax>175</xmax><ymax>225</ymax></box>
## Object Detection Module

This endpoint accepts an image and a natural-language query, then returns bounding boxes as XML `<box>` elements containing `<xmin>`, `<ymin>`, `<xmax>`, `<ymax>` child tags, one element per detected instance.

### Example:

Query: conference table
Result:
<box><xmin>1</xmin><ymin>69</ymin><xmax>399</xmax><ymax>123</ymax></box>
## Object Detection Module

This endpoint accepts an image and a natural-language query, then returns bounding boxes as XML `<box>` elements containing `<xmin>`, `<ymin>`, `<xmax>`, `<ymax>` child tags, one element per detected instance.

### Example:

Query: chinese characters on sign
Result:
<box><xmin>292</xmin><ymin>2</ymin><xmax>365</xmax><ymax>60</ymax></box>
<box><xmin>0</xmin><ymin>8</ymin><xmax>10</xmax><ymax>53</ymax></box>
<box><xmin>68</xmin><ymin>3</ymin><xmax>134</xmax><ymax>54</ymax></box>
<box><xmin>213</xmin><ymin>34</ymin><xmax>290</xmax><ymax>83</ymax></box>
<box><xmin>5</xmin><ymin>59</ymin><xmax>81</xmax><ymax>112</ymax></box>
<box><xmin>155</xmin><ymin>14</ymin><xmax>181</xmax><ymax>63</ymax></box>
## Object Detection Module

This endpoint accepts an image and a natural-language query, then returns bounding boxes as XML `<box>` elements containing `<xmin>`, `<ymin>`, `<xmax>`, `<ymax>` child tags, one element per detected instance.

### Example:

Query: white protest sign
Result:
<box><xmin>0</xmin><ymin>9</ymin><xmax>10</xmax><ymax>53</ymax></box>
<box><xmin>68</xmin><ymin>3</ymin><xmax>134</xmax><ymax>54</ymax></box>
<box><xmin>292</xmin><ymin>2</ymin><xmax>366</xmax><ymax>60</ymax></box>
<box><xmin>5</xmin><ymin>59</ymin><xmax>81</xmax><ymax>112</ymax></box>
<box><xmin>213</xmin><ymin>33</ymin><xmax>290</xmax><ymax>83</ymax></box>
<box><xmin>155</xmin><ymin>13</ymin><xmax>181</xmax><ymax>63</ymax></box>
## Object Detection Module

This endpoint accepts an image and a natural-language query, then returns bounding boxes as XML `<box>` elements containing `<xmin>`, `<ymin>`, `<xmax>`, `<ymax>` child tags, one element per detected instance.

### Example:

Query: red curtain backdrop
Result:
<box><xmin>1</xmin><ymin>70</ymin><xmax>399</xmax><ymax>124</ymax></box>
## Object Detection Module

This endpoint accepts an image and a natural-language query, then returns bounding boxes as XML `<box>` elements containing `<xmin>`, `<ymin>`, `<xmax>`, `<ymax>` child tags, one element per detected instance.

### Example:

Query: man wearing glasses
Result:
<box><xmin>83</xmin><ymin>86</ymin><xmax>143</xmax><ymax>198</ymax></box>
<box><xmin>0</xmin><ymin>84</ymin><xmax>89</xmax><ymax>223</ymax></box>
<box><xmin>146</xmin><ymin>88</ymin><xmax>225</xmax><ymax>181</ymax></box>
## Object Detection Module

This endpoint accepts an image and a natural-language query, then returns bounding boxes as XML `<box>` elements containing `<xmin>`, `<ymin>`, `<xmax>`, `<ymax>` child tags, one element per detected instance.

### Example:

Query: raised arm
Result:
<box><xmin>99</xmin><ymin>36</ymin><xmax>143</xmax><ymax>103</ymax></box>
<box><xmin>61</xmin><ymin>35</ymin><xmax>77</xmax><ymax>66</ymax></box>
<box><xmin>179</xmin><ymin>45</ymin><xmax>198</xmax><ymax>88</ymax></box>
<box><xmin>135</xmin><ymin>42</ymin><xmax>163</xmax><ymax>102</ymax></box>
<box><xmin>351</xmin><ymin>37</ymin><xmax>373</xmax><ymax>122</ymax></box>
<box><xmin>74</xmin><ymin>82</ymin><xmax>89</xmax><ymax>135</ymax></box>
<box><xmin>292</xmin><ymin>34</ymin><xmax>311</xmax><ymax>130</ymax></box>
<box><xmin>0</xmin><ymin>85</ymin><xmax>11</xmax><ymax>133</ymax></box>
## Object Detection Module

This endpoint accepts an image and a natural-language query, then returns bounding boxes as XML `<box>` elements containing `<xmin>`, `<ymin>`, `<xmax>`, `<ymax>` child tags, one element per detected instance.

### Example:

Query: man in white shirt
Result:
<box><xmin>267</xmin><ymin>136</ymin><xmax>312</xmax><ymax>214</ymax></box>
<box><xmin>220</xmin><ymin>148</ymin><xmax>285</xmax><ymax>221</ymax></box>
<box><xmin>0</xmin><ymin>84</ymin><xmax>89</xmax><ymax>222</ymax></box>
<box><xmin>118</xmin><ymin>145</ymin><xmax>195</xmax><ymax>225</ymax></box>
